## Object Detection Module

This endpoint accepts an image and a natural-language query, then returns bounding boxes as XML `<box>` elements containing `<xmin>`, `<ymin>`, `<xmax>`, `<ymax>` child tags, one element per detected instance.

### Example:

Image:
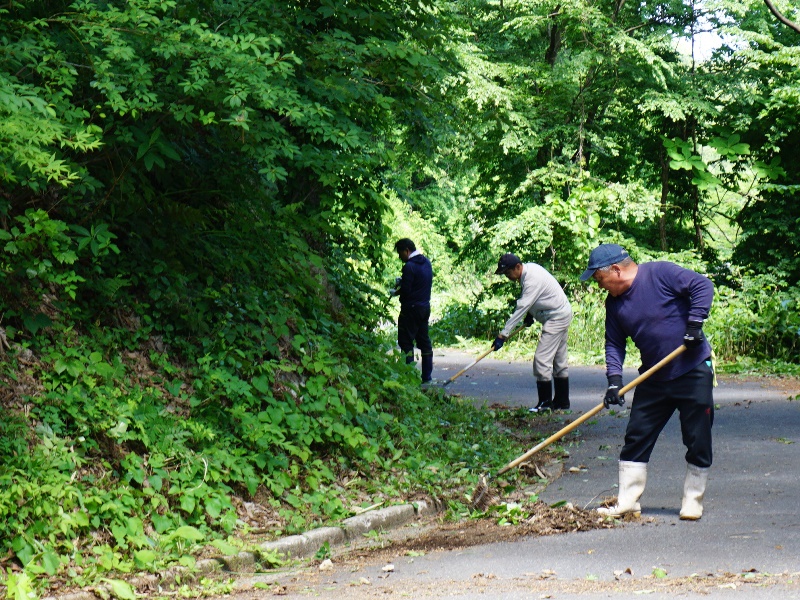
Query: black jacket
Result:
<box><xmin>399</xmin><ymin>254</ymin><xmax>432</xmax><ymax>307</ymax></box>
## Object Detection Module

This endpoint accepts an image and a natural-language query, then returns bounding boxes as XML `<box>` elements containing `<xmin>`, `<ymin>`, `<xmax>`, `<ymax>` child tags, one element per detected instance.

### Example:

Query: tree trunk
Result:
<box><xmin>545</xmin><ymin>6</ymin><xmax>562</xmax><ymax>65</ymax></box>
<box><xmin>659</xmin><ymin>151</ymin><xmax>669</xmax><ymax>251</ymax></box>
<box><xmin>692</xmin><ymin>188</ymin><xmax>704</xmax><ymax>251</ymax></box>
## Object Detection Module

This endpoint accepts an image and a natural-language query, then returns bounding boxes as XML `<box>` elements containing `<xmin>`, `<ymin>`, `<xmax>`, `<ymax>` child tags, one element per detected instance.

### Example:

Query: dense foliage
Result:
<box><xmin>1</xmin><ymin>0</ymin><xmax>798</xmax><ymax>593</ymax></box>
<box><xmin>0</xmin><ymin>0</ymin><xmax>470</xmax><ymax>591</ymax></box>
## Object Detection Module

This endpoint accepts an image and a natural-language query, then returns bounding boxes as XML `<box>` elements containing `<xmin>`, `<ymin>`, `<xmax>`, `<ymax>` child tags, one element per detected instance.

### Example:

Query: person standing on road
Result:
<box><xmin>581</xmin><ymin>243</ymin><xmax>715</xmax><ymax>520</ymax></box>
<box><xmin>493</xmin><ymin>253</ymin><xmax>573</xmax><ymax>412</ymax></box>
<box><xmin>393</xmin><ymin>239</ymin><xmax>434</xmax><ymax>384</ymax></box>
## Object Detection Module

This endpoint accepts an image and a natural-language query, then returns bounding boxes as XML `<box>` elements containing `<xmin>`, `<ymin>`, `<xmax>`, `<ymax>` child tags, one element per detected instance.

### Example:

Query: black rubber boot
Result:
<box><xmin>530</xmin><ymin>380</ymin><xmax>553</xmax><ymax>413</ymax></box>
<box><xmin>421</xmin><ymin>353</ymin><xmax>433</xmax><ymax>383</ymax></box>
<box><xmin>553</xmin><ymin>376</ymin><xmax>570</xmax><ymax>410</ymax></box>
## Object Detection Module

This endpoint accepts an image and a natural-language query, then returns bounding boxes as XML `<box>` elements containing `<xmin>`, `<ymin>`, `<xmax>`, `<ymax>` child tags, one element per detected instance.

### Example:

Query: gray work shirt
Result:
<box><xmin>500</xmin><ymin>263</ymin><xmax>572</xmax><ymax>337</ymax></box>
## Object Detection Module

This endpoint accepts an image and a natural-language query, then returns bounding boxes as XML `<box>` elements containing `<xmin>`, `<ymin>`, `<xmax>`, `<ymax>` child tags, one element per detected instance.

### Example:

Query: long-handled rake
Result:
<box><xmin>441</xmin><ymin>325</ymin><xmax>526</xmax><ymax>388</ymax></box>
<box><xmin>469</xmin><ymin>345</ymin><xmax>687</xmax><ymax>511</ymax></box>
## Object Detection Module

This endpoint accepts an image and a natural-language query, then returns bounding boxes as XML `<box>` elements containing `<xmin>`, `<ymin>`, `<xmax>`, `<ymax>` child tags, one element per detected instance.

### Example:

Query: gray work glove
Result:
<box><xmin>389</xmin><ymin>277</ymin><xmax>402</xmax><ymax>297</ymax></box>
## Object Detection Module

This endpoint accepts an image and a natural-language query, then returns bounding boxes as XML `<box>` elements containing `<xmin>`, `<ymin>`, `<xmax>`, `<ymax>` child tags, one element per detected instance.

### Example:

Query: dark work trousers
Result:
<box><xmin>397</xmin><ymin>304</ymin><xmax>433</xmax><ymax>380</ymax></box>
<box><xmin>621</xmin><ymin>360</ymin><xmax>714</xmax><ymax>468</ymax></box>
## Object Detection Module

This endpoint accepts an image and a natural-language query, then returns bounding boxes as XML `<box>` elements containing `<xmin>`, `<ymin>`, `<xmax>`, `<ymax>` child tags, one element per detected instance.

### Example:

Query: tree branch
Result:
<box><xmin>763</xmin><ymin>0</ymin><xmax>800</xmax><ymax>34</ymax></box>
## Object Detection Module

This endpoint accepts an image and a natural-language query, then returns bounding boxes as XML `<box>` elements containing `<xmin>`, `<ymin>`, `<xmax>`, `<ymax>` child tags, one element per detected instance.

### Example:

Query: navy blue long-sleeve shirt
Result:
<box><xmin>399</xmin><ymin>253</ymin><xmax>432</xmax><ymax>308</ymax></box>
<box><xmin>605</xmin><ymin>262</ymin><xmax>714</xmax><ymax>382</ymax></box>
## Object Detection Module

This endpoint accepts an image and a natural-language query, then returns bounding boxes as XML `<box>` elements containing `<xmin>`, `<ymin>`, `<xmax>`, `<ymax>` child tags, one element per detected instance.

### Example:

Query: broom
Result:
<box><xmin>469</xmin><ymin>345</ymin><xmax>687</xmax><ymax>511</ymax></box>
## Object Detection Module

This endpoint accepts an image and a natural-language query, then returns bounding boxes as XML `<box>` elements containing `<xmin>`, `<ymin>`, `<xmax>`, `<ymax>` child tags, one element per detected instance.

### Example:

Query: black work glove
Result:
<box><xmin>523</xmin><ymin>313</ymin><xmax>535</xmax><ymax>327</ymax></box>
<box><xmin>603</xmin><ymin>374</ymin><xmax>625</xmax><ymax>409</ymax></box>
<box><xmin>683</xmin><ymin>319</ymin><xmax>705</xmax><ymax>348</ymax></box>
<box><xmin>492</xmin><ymin>336</ymin><xmax>505</xmax><ymax>351</ymax></box>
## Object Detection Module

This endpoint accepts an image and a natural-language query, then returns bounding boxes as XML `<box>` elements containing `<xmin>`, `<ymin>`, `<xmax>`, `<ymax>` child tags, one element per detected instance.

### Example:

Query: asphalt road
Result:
<box><xmin>237</xmin><ymin>348</ymin><xmax>800</xmax><ymax>599</ymax></box>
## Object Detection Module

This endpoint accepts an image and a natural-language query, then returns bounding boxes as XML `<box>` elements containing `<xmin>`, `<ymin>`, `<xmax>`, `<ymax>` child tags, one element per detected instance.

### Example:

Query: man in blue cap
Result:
<box><xmin>581</xmin><ymin>243</ymin><xmax>715</xmax><ymax>520</ymax></box>
<box><xmin>493</xmin><ymin>253</ymin><xmax>573</xmax><ymax>412</ymax></box>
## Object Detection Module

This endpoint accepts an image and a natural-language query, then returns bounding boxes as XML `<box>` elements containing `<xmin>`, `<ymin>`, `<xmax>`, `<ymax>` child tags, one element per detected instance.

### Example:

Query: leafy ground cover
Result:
<box><xmin>0</xmin><ymin>324</ymin><xmax>574</xmax><ymax>597</ymax></box>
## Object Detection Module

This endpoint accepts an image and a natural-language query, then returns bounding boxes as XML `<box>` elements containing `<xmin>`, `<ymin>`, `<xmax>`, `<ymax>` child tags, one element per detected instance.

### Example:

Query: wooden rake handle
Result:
<box><xmin>496</xmin><ymin>345</ymin><xmax>687</xmax><ymax>476</ymax></box>
<box><xmin>442</xmin><ymin>348</ymin><xmax>493</xmax><ymax>386</ymax></box>
<box><xmin>442</xmin><ymin>325</ymin><xmax>525</xmax><ymax>387</ymax></box>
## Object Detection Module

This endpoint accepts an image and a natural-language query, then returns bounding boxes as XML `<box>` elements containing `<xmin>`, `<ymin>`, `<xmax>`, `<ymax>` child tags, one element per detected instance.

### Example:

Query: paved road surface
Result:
<box><xmin>237</xmin><ymin>349</ymin><xmax>800</xmax><ymax>599</ymax></box>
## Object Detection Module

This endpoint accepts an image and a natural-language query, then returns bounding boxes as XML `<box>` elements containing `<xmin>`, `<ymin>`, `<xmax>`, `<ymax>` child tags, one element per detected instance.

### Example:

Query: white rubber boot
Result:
<box><xmin>680</xmin><ymin>463</ymin><xmax>709</xmax><ymax>521</ymax></box>
<box><xmin>597</xmin><ymin>461</ymin><xmax>647</xmax><ymax>518</ymax></box>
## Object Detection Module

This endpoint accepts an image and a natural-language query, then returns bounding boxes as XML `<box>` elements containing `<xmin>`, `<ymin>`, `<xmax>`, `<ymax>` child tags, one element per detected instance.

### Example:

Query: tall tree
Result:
<box><xmin>0</xmin><ymin>0</ymin><xmax>458</xmax><ymax>330</ymax></box>
<box><xmin>0</xmin><ymin>1</ymin><xmax>453</xmax><ymax>249</ymax></box>
<box><xmin>715</xmin><ymin>0</ymin><xmax>800</xmax><ymax>279</ymax></box>
<box><xmin>436</xmin><ymin>0</ymin><xmax>711</xmax><ymax>277</ymax></box>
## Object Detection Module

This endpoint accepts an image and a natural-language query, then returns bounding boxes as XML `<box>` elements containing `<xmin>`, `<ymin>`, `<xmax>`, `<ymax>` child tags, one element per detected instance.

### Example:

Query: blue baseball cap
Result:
<box><xmin>580</xmin><ymin>244</ymin><xmax>630</xmax><ymax>281</ymax></box>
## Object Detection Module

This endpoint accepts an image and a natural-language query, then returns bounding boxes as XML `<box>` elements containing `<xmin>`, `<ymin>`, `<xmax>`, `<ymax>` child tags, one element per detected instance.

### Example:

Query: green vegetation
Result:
<box><xmin>1</xmin><ymin>0</ymin><xmax>799</xmax><ymax>594</ymax></box>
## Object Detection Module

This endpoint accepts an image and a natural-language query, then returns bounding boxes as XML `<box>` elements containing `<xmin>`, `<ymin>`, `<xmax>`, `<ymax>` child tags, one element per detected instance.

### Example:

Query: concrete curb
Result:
<box><xmin>258</xmin><ymin>498</ymin><xmax>441</xmax><ymax>560</ymax></box>
<box><xmin>46</xmin><ymin>498</ymin><xmax>444</xmax><ymax>600</ymax></box>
